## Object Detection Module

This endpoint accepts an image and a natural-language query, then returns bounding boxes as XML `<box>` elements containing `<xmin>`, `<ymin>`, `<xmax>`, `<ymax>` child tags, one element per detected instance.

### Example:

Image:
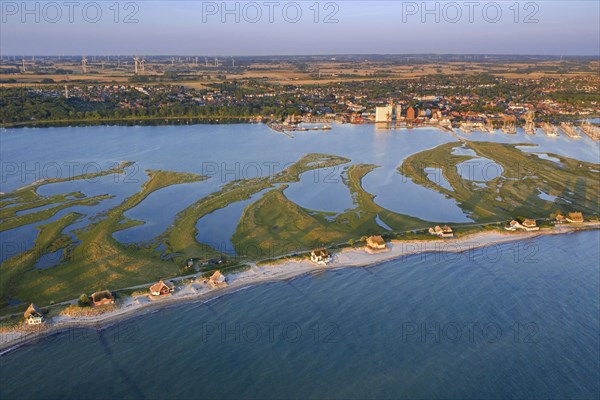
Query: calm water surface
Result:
<box><xmin>0</xmin><ymin>231</ymin><xmax>598</xmax><ymax>399</ymax></box>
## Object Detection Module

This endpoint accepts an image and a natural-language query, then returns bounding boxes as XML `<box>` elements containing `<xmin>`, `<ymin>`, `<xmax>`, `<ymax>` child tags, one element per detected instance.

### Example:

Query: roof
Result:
<box><xmin>91</xmin><ymin>290</ymin><xmax>113</xmax><ymax>302</ymax></box>
<box><xmin>367</xmin><ymin>236</ymin><xmax>385</xmax><ymax>245</ymax></box>
<box><xmin>311</xmin><ymin>249</ymin><xmax>330</xmax><ymax>257</ymax></box>
<box><xmin>149</xmin><ymin>280</ymin><xmax>173</xmax><ymax>293</ymax></box>
<box><xmin>210</xmin><ymin>270</ymin><xmax>226</xmax><ymax>283</ymax></box>
<box><xmin>568</xmin><ymin>212</ymin><xmax>583</xmax><ymax>220</ymax></box>
<box><xmin>24</xmin><ymin>303</ymin><xmax>43</xmax><ymax>318</ymax></box>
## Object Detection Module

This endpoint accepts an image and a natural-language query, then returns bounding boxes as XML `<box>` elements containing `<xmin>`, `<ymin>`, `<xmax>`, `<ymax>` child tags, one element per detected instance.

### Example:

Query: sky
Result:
<box><xmin>1</xmin><ymin>1</ymin><xmax>599</xmax><ymax>56</ymax></box>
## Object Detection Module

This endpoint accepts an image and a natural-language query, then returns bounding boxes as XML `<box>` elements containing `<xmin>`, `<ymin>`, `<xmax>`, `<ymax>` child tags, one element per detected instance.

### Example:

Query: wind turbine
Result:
<box><xmin>64</xmin><ymin>74</ymin><xmax>70</xmax><ymax>99</ymax></box>
<box><xmin>81</xmin><ymin>56</ymin><xmax>88</xmax><ymax>73</ymax></box>
<box><xmin>133</xmin><ymin>56</ymin><xmax>140</xmax><ymax>74</ymax></box>
<box><xmin>231</xmin><ymin>57</ymin><xmax>235</xmax><ymax>67</ymax></box>
<box><xmin>140</xmin><ymin>57</ymin><xmax>146</xmax><ymax>72</ymax></box>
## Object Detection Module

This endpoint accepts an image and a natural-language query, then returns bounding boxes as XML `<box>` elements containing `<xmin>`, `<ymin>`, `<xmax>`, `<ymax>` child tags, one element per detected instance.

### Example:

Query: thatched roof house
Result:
<box><xmin>209</xmin><ymin>271</ymin><xmax>227</xmax><ymax>287</ymax></box>
<box><xmin>429</xmin><ymin>225</ymin><xmax>454</xmax><ymax>238</ymax></box>
<box><xmin>522</xmin><ymin>219</ymin><xmax>540</xmax><ymax>231</ymax></box>
<box><xmin>310</xmin><ymin>249</ymin><xmax>331</xmax><ymax>266</ymax></box>
<box><xmin>91</xmin><ymin>290</ymin><xmax>114</xmax><ymax>307</ymax></box>
<box><xmin>505</xmin><ymin>220</ymin><xmax>523</xmax><ymax>231</ymax></box>
<box><xmin>24</xmin><ymin>303</ymin><xmax>44</xmax><ymax>325</ymax></box>
<box><xmin>566</xmin><ymin>212</ymin><xmax>584</xmax><ymax>223</ymax></box>
<box><xmin>149</xmin><ymin>280</ymin><xmax>175</xmax><ymax>297</ymax></box>
<box><xmin>366</xmin><ymin>235</ymin><xmax>387</xmax><ymax>250</ymax></box>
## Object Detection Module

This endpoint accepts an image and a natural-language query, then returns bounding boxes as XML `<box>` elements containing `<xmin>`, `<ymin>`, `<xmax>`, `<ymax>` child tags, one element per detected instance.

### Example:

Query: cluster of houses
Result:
<box><xmin>555</xmin><ymin>212</ymin><xmax>584</xmax><ymax>224</ymax></box>
<box><xmin>428</xmin><ymin>225</ymin><xmax>454</xmax><ymax>238</ymax></box>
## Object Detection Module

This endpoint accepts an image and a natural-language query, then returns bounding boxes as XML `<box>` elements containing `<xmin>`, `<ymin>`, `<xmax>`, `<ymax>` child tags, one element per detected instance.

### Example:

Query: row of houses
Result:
<box><xmin>505</xmin><ymin>212</ymin><xmax>585</xmax><ymax>232</ymax></box>
<box><xmin>23</xmin><ymin>270</ymin><xmax>230</xmax><ymax>325</ymax></box>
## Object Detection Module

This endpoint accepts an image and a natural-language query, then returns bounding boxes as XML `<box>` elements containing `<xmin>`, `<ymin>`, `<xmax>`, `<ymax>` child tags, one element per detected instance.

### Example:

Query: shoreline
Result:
<box><xmin>1</xmin><ymin>224</ymin><xmax>598</xmax><ymax>354</ymax></box>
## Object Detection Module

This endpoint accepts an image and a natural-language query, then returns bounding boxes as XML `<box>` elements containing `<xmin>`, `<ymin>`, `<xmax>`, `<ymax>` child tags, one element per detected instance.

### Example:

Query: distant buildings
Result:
<box><xmin>406</xmin><ymin>107</ymin><xmax>416</xmax><ymax>120</ymax></box>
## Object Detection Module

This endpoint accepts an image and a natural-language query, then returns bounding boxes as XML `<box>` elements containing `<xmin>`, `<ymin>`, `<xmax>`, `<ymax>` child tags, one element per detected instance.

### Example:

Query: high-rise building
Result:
<box><xmin>375</xmin><ymin>106</ymin><xmax>393</xmax><ymax>122</ymax></box>
<box><xmin>395</xmin><ymin>105</ymin><xmax>403</xmax><ymax>120</ymax></box>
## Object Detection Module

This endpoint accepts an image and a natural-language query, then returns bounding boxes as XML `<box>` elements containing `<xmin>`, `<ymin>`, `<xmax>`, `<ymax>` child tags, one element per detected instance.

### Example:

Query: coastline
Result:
<box><xmin>1</xmin><ymin>224</ymin><xmax>597</xmax><ymax>354</ymax></box>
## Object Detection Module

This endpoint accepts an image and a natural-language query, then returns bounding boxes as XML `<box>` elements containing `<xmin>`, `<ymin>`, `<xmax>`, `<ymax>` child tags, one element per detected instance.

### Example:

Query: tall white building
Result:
<box><xmin>395</xmin><ymin>105</ymin><xmax>403</xmax><ymax>120</ymax></box>
<box><xmin>375</xmin><ymin>106</ymin><xmax>393</xmax><ymax>122</ymax></box>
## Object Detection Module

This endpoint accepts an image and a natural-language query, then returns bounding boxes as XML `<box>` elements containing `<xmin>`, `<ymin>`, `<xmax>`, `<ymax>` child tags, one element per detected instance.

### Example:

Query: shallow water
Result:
<box><xmin>1</xmin><ymin>231</ymin><xmax>598</xmax><ymax>399</ymax></box>
<box><xmin>284</xmin><ymin>166</ymin><xmax>354</xmax><ymax>213</ymax></box>
<box><xmin>195</xmin><ymin>188</ymin><xmax>274</xmax><ymax>256</ymax></box>
<box><xmin>1</xmin><ymin>123</ymin><xmax>598</xmax><ymax>257</ymax></box>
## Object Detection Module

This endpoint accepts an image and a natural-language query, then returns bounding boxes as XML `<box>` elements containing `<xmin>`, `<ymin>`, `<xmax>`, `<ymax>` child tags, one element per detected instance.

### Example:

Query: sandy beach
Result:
<box><xmin>1</xmin><ymin>225</ymin><xmax>597</xmax><ymax>353</ymax></box>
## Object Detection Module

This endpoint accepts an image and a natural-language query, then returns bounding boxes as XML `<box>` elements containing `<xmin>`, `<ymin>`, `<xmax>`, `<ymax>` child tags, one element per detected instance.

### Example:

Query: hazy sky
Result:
<box><xmin>1</xmin><ymin>1</ymin><xmax>599</xmax><ymax>55</ymax></box>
